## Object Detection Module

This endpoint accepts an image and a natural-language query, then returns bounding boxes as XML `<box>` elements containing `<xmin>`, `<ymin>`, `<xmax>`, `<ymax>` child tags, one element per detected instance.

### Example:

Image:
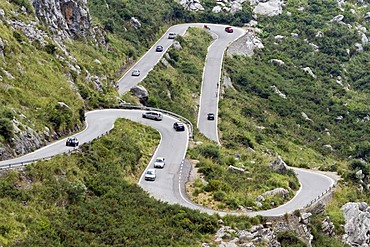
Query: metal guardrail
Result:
<box><xmin>303</xmin><ymin>184</ymin><xmax>336</xmax><ymax>209</ymax></box>
<box><xmin>116</xmin><ymin>104</ymin><xmax>194</xmax><ymax>139</ymax></box>
<box><xmin>0</xmin><ymin>149</ymin><xmax>77</xmax><ymax>169</ymax></box>
<box><xmin>0</xmin><ymin>131</ymin><xmax>109</xmax><ymax>169</ymax></box>
<box><xmin>0</xmin><ymin>106</ymin><xmax>194</xmax><ymax>169</ymax></box>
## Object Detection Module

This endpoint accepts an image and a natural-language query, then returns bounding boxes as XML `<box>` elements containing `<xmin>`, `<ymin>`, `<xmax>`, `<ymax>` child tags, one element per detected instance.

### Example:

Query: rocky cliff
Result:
<box><xmin>341</xmin><ymin>202</ymin><xmax>370</xmax><ymax>247</ymax></box>
<box><xmin>0</xmin><ymin>0</ymin><xmax>107</xmax><ymax>159</ymax></box>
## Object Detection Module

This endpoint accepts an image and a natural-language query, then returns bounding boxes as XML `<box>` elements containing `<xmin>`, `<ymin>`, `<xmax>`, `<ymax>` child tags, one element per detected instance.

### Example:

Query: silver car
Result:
<box><xmin>142</xmin><ymin>111</ymin><xmax>163</xmax><ymax>121</ymax></box>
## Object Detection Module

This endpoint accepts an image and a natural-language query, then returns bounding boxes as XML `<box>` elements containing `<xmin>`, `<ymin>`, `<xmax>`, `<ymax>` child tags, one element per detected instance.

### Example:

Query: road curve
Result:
<box><xmin>0</xmin><ymin>24</ymin><xmax>337</xmax><ymax>217</ymax></box>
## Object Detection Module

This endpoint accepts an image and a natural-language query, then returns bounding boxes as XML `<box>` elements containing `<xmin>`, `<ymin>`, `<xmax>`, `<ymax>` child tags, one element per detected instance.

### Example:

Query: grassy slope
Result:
<box><xmin>0</xmin><ymin>17</ymin><xmax>84</xmax><ymax>136</ymax></box>
<box><xmin>0</xmin><ymin>119</ymin><xmax>220</xmax><ymax>246</ymax></box>
<box><xmin>1</xmin><ymin>0</ymin><xmax>369</xmax><ymax>245</ymax></box>
<box><xmin>219</xmin><ymin>0</ymin><xmax>370</xmax><ymax>245</ymax></box>
<box><xmin>221</xmin><ymin>0</ymin><xmax>370</xmax><ymax>169</ymax></box>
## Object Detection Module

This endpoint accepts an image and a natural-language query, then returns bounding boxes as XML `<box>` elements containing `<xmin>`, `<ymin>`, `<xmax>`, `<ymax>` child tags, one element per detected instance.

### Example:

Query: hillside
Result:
<box><xmin>0</xmin><ymin>0</ymin><xmax>369</xmax><ymax>246</ymax></box>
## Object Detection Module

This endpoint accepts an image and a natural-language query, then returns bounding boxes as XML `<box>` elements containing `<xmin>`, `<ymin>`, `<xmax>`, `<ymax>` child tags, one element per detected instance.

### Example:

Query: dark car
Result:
<box><xmin>207</xmin><ymin>113</ymin><xmax>215</xmax><ymax>120</ymax></box>
<box><xmin>173</xmin><ymin>122</ymin><xmax>185</xmax><ymax>131</ymax></box>
<box><xmin>66</xmin><ymin>136</ymin><xmax>79</xmax><ymax>147</ymax></box>
<box><xmin>225</xmin><ymin>26</ymin><xmax>233</xmax><ymax>33</ymax></box>
<box><xmin>156</xmin><ymin>45</ymin><xmax>163</xmax><ymax>52</ymax></box>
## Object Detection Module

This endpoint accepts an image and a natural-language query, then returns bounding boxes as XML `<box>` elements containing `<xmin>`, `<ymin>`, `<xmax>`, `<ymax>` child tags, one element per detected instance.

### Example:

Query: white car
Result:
<box><xmin>144</xmin><ymin>169</ymin><xmax>156</xmax><ymax>181</ymax></box>
<box><xmin>131</xmin><ymin>69</ymin><xmax>140</xmax><ymax>76</ymax></box>
<box><xmin>168</xmin><ymin>32</ymin><xmax>176</xmax><ymax>39</ymax></box>
<box><xmin>154</xmin><ymin>157</ymin><xmax>165</xmax><ymax>168</ymax></box>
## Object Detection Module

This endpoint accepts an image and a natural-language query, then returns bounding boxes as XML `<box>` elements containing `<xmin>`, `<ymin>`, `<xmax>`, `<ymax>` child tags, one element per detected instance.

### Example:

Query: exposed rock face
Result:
<box><xmin>210</xmin><ymin>225</ymin><xmax>281</xmax><ymax>247</ymax></box>
<box><xmin>130</xmin><ymin>17</ymin><xmax>141</xmax><ymax>29</ymax></box>
<box><xmin>331</xmin><ymin>15</ymin><xmax>344</xmax><ymax>23</ymax></box>
<box><xmin>271</xmin><ymin>85</ymin><xmax>286</xmax><ymax>99</ymax></box>
<box><xmin>173</xmin><ymin>41</ymin><xmax>183</xmax><ymax>50</ymax></box>
<box><xmin>341</xmin><ymin>202</ymin><xmax>370</xmax><ymax>247</ymax></box>
<box><xmin>130</xmin><ymin>85</ymin><xmax>149</xmax><ymax>103</ymax></box>
<box><xmin>299</xmin><ymin>212</ymin><xmax>312</xmax><ymax>225</ymax></box>
<box><xmin>269</xmin><ymin>156</ymin><xmax>288</xmax><ymax>174</ymax></box>
<box><xmin>228</xmin><ymin>165</ymin><xmax>245</xmax><ymax>173</ymax></box>
<box><xmin>270</xmin><ymin>59</ymin><xmax>285</xmax><ymax>67</ymax></box>
<box><xmin>0</xmin><ymin>1</ymin><xmax>106</xmax><ymax>160</ymax></box>
<box><xmin>0</xmin><ymin>37</ymin><xmax>5</xmax><ymax>62</ymax></box>
<box><xmin>227</xmin><ymin>31</ymin><xmax>264</xmax><ymax>57</ymax></box>
<box><xmin>262</xmin><ymin>188</ymin><xmax>289</xmax><ymax>198</ymax></box>
<box><xmin>253</xmin><ymin>0</ymin><xmax>284</xmax><ymax>16</ymax></box>
<box><xmin>302</xmin><ymin>67</ymin><xmax>317</xmax><ymax>79</ymax></box>
<box><xmin>321</xmin><ymin>216</ymin><xmax>335</xmax><ymax>237</ymax></box>
<box><xmin>179</xmin><ymin>0</ymin><xmax>204</xmax><ymax>11</ymax></box>
<box><xmin>32</xmin><ymin>0</ymin><xmax>91</xmax><ymax>39</ymax></box>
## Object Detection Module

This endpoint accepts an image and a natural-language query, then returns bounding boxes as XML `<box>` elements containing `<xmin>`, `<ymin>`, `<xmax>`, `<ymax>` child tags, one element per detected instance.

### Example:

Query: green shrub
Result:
<box><xmin>277</xmin><ymin>230</ymin><xmax>306</xmax><ymax>247</ymax></box>
<box><xmin>0</xmin><ymin>118</ymin><xmax>14</xmax><ymax>141</ymax></box>
<box><xmin>198</xmin><ymin>145</ymin><xmax>220</xmax><ymax>159</ymax></box>
<box><xmin>213</xmin><ymin>191</ymin><xmax>226</xmax><ymax>201</ymax></box>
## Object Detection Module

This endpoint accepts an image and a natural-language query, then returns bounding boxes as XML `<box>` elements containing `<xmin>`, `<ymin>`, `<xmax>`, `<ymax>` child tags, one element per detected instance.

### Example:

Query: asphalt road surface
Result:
<box><xmin>0</xmin><ymin>24</ymin><xmax>337</xmax><ymax>217</ymax></box>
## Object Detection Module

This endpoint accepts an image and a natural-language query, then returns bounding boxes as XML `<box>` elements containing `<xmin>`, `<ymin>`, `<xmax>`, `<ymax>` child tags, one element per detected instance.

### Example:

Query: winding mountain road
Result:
<box><xmin>0</xmin><ymin>24</ymin><xmax>336</xmax><ymax>217</ymax></box>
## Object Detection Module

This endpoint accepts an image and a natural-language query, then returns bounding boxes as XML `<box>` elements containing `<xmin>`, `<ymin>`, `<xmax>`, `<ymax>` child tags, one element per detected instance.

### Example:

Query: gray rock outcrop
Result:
<box><xmin>130</xmin><ymin>85</ymin><xmax>149</xmax><ymax>102</ymax></box>
<box><xmin>299</xmin><ymin>212</ymin><xmax>312</xmax><ymax>224</ymax></box>
<box><xmin>341</xmin><ymin>202</ymin><xmax>370</xmax><ymax>246</ymax></box>
<box><xmin>302</xmin><ymin>67</ymin><xmax>317</xmax><ymax>79</ymax></box>
<box><xmin>0</xmin><ymin>37</ymin><xmax>5</xmax><ymax>62</ymax></box>
<box><xmin>331</xmin><ymin>15</ymin><xmax>344</xmax><ymax>23</ymax></box>
<box><xmin>271</xmin><ymin>85</ymin><xmax>286</xmax><ymax>99</ymax></box>
<box><xmin>130</xmin><ymin>17</ymin><xmax>141</xmax><ymax>29</ymax></box>
<box><xmin>179</xmin><ymin>0</ymin><xmax>204</xmax><ymax>11</ymax></box>
<box><xmin>212</xmin><ymin>225</ymin><xmax>281</xmax><ymax>247</ymax></box>
<box><xmin>262</xmin><ymin>188</ymin><xmax>289</xmax><ymax>199</ymax></box>
<box><xmin>32</xmin><ymin>0</ymin><xmax>91</xmax><ymax>39</ymax></box>
<box><xmin>269</xmin><ymin>59</ymin><xmax>285</xmax><ymax>67</ymax></box>
<box><xmin>228</xmin><ymin>165</ymin><xmax>245</xmax><ymax>173</ymax></box>
<box><xmin>321</xmin><ymin>216</ymin><xmax>335</xmax><ymax>237</ymax></box>
<box><xmin>269</xmin><ymin>156</ymin><xmax>288</xmax><ymax>174</ymax></box>
<box><xmin>253</xmin><ymin>0</ymin><xmax>284</xmax><ymax>16</ymax></box>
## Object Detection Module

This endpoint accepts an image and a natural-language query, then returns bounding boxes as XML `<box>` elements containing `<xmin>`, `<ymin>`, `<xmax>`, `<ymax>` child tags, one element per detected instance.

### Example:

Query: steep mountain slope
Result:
<box><xmin>0</xmin><ymin>0</ymin><xmax>369</xmax><ymax>246</ymax></box>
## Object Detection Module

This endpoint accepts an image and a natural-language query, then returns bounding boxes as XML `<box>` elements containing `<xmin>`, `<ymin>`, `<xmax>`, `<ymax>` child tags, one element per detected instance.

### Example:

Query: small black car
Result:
<box><xmin>66</xmin><ymin>136</ymin><xmax>79</xmax><ymax>147</ymax></box>
<box><xmin>156</xmin><ymin>45</ymin><xmax>163</xmax><ymax>52</ymax></box>
<box><xmin>173</xmin><ymin>122</ymin><xmax>185</xmax><ymax>131</ymax></box>
<box><xmin>207</xmin><ymin>113</ymin><xmax>215</xmax><ymax>120</ymax></box>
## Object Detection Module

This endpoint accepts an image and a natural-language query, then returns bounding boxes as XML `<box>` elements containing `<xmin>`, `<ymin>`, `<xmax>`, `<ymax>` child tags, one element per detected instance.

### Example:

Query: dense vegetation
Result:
<box><xmin>0</xmin><ymin>119</ymin><xmax>220</xmax><ymax>246</ymax></box>
<box><xmin>219</xmin><ymin>0</ymin><xmax>370</xmax><ymax>245</ymax></box>
<box><xmin>123</xmin><ymin>27</ymin><xmax>213</xmax><ymax>123</ymax></box>
<box><xmin>222</xmin><ymin>1</ymin><xmax>370</xmax><ymax>169</ymax></box>
<box><xmin>186</xmin><ymin>143</ymin><xmax>299</xmax><ymax>210</ymax></box>
<box><xmin>1</xmin><ymin>0</ymin><xmax>370</xmax><ymax>245</ymax></box>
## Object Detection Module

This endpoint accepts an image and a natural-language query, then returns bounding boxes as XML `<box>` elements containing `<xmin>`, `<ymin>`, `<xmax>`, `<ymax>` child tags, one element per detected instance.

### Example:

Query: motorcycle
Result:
<box><xmin>204</xmin><ymin>25</ymin><xmax>211</xmax><ymax>30</ymax></box>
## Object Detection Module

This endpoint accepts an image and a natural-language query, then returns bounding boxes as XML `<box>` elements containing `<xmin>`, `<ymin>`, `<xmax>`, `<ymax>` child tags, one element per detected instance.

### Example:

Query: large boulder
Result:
<box><xmin>253</xmin><ymin>0</ymin><xmax>284</xmax><ymax>16</ymax></box>
<box><xmin>262</xmin><ymin>188</ymin><xmax>289</xmax><ymax>198</ymax></box>
<box><xmin>228</xmin><ymin>165</ymin><xmax>245</xmax><ymax>173</ymax></box>
<box><xmin>269</xmin><ymin>156</ymin><xmax>288</xmax><ymax>174</ymax></box>
<box><xmin>130</xmin><ymin>17</ymin><xmax>141</xmax><ymax>29</ymax></box>
<box><xmin>130</xmin><ymin>85</ymin><xmax>149</xmax><ymax>103</ymax></box>
<box><xmin>341</xmin><ymin>202</ymin><xmax>370</xmax><ymax>246</ymax></box>
<box><xmin>321</xmin><ymin>216</ymin><xmax>335</xmax><ymax>237</ymax></box>
<box><xmin>179</xmin><ymin>0</ymin><xmax>204</xmax><ymax>11</ymax></box>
